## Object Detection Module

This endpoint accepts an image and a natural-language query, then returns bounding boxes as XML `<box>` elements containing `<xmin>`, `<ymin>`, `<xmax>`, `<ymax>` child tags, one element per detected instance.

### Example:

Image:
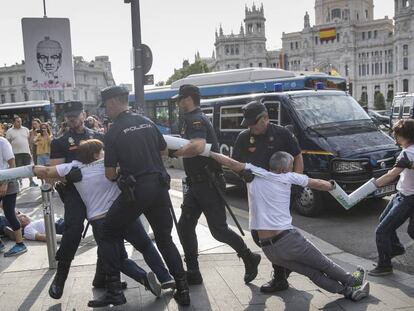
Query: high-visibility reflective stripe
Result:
<box><xmin>302</xmin><ymin>150</ymin><xmax>334</xmax><ymax>156</ymax></box>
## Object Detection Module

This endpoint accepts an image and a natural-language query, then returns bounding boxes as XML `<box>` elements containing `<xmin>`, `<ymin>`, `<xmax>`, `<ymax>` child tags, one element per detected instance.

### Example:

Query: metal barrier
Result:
<box><xmin>41</xmin><ymin>183</ymin><xmax>57</xmax><ymax>269</ymax></box>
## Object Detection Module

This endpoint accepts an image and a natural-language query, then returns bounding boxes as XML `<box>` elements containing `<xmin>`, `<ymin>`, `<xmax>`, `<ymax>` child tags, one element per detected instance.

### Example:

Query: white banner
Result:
<box><xmin>22</xmin><ymin>18</ymin><xmax>74</xmax><ymax>90</ymax></box>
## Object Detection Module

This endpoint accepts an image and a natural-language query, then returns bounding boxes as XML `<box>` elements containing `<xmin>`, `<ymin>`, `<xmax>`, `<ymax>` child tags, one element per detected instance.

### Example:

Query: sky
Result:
<box><xmin>0</xmin><ymin>1</ymin><xmax>394</xmax><ymax>87</ymax></box>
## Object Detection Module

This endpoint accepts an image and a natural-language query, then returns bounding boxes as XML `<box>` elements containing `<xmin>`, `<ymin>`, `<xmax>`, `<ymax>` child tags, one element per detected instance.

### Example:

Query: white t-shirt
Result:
<box><xmin>56</xmin><ymin>160</ymin><xmax>121</xmax><ymax>220</ymax></box>
<box><xmin>6</xmin><ymin>127</ymin><xmax>31</xmax><ymax>154</ymax></box>
<box><xmin>245</xmin><ymin>163</ymin><xmax>309</xmax><ymax>231</ymax></box>
<box><xmin>0</xmin><ymin>137</ymin><xmax>14</xmax><ymax>170</ymax></box>
<box><xmin>397</xmin><ymin>145</ymin><xmax>414</xmax><ymax>196</ymax></box>
<box><xmin>24</xmin><ymin>219</ymin><xmax>46</xmax><ymax>240</ymax></box>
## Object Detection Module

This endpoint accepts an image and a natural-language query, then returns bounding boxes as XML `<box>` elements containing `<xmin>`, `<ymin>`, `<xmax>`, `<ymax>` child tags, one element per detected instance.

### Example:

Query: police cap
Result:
<box><xmin>172</xmin><ymin>84</ymin><xmax>200</xmax><ymax>100</ymax></box>
<box><xmin>63</xmin><ymin>101</ymin><xmax>83</xmax><ymax>117</ymax></box>
<box><xmin>241</xmin><ymin>101</ymin><xmax>268</xmax><ymax>126</ymax></box>
<box><xmin>101</xmin><ymin>86</ymin><xmax>129</xmax><ymax>104</ymax></box>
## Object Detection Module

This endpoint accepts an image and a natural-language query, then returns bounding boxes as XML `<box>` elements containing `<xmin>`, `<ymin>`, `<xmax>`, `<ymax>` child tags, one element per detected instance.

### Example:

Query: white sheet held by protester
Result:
<box><xmin>0</xmin><ymin>165</ymin><xmax>34</xmax><ymax>183</ymax></box>
<box><xmin>163</xmin><ymin>135</ymin><xmax>212</xmax><ymax>157</ymax></box>
<box><xmin>328</xmin><ymin>178</ymin><xmax>378</xmax><ymax>210</ymax></box>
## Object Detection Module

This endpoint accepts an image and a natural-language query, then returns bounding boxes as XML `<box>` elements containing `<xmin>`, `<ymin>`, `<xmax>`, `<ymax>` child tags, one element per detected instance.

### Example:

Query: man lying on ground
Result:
<box><xmin>0</xmin><ymin>213</ymin><xmax>64</xmax><ymax>242</ymax></box>
<box><xmin>33</xmin><ymin>139</ymin><xmax>175</xmax><ymax>299</ymax></box>
<box><xmin>210</xmin><ymin>150</ymin><xmax>370</xmax><ymax>302</ymax></box>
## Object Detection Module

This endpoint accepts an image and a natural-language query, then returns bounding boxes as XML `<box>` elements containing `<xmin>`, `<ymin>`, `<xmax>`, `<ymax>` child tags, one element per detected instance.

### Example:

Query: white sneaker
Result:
<box><xmin>350</xmin><ymin>282</ymin><xmax>370</xmax><ymax>302</ymax></box>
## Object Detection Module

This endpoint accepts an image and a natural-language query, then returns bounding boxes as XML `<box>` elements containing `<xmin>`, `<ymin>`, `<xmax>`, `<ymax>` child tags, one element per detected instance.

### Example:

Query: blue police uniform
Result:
<box><xmin>176</xmin><ymin>98</ymin><xmax>260</xmax><ymax>286</ymax></box>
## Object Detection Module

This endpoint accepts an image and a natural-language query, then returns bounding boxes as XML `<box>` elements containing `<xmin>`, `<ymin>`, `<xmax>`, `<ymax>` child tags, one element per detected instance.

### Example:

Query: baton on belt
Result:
<box><xmin>204</xmin><ymin>166</ymin><xmax>245</xmax><ymax>236</ymax></box>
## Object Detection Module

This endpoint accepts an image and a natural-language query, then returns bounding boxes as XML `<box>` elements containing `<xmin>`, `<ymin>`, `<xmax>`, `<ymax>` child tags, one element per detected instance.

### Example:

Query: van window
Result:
<box><xmin>291</xmin><ymin>95</ymin><xmax>370</xmax><ymax>127</ymax></box>
<box><xmin>263</xmin><ymin>101</ymin><xmax>280</xmax><ymax>125</ymax></box>
<box><xmin>220</xmin><ymin>105</ymin><xmax>245</xmax><ymax>131</ymax></box>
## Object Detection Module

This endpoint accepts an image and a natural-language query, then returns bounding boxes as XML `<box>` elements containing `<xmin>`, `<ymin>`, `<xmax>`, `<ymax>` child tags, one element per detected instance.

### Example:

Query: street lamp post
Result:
<box><xmin>125</xmin><ymin>0</ymin><xmax>145</xmax><ymax>114</ymax></box>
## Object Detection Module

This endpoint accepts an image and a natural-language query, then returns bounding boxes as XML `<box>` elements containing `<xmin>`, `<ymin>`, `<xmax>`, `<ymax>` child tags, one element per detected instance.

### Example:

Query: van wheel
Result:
<box><xmin>293</xmin><ymin>187</ymin><xmax>324</xmax><ymax>217</ymax></box>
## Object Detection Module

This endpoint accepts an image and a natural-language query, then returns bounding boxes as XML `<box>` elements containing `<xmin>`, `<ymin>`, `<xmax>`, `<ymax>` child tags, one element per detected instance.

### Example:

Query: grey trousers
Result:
<box><xmin>261</xmin><ymin>229</ymin><xmax>356</xmax><ymax>294</ymax></box>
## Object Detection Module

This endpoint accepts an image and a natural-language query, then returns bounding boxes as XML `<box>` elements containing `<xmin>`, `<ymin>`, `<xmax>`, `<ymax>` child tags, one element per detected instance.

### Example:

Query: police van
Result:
<box><xmin>201</xmin><ymin>88</ymin><xmax>400</xmax><ymax>217</ymax></box>
<box><xmin>390</xmin><ymin>93</ymin><xmax>414</xmax><ymax>125</ymax></box>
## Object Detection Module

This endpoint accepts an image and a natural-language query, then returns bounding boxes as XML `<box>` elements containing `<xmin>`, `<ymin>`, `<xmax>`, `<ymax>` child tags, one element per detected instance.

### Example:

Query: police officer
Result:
<box><xmin>232</xmin><ymin>101</ymin><xmax>304</xmax><ymax>293</ymax></box>
<box><xmin>88</xmin><ymin>86</ymin><xmax>190</xmax><ymax>308</ymax></box>
<box><xmin>48</xmin><ymin>101</ymin><xmax>104</xmax><ymax>299</ymax></box>
<box><xmin>172</xmin><ymin>84</ymin><xmax>261</xmax><ymax>286</ymax></box>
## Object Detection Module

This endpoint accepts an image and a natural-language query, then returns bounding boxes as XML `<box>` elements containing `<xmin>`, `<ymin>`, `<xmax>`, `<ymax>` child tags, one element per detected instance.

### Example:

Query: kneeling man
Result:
<box><xmin>210</xmin><ymin>151</ymin><xmax>370</xmax><ymax>301</ymax></box>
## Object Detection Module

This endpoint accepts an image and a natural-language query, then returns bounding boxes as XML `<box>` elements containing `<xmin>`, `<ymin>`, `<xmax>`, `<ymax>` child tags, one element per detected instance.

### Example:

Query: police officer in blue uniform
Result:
<box><xmin>172</xmin><ymin>85</ymin><xmax>261</xmax><ymax>286</ymax></box>
<box><xmin>48</xmin><ymin>101</ymin><xmax>105</xmax><ymax>299</ymax></box>
<box><xmin>232</xmin><ymin>101</ymin><xmax>304</xmax><ymax>293</ymax></box>
<box><xmin>88</xmin><ymin>86</ymin><xmax>190</xmax><ymax>308</ymax></box>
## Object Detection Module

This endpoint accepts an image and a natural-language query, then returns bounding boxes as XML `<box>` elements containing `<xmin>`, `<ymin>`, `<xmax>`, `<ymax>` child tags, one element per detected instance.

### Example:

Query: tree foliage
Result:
<box><xmin>374</xmin><ymin>92</ymin><xmax>386</xmax><ymax>110</ymax></box>
<box><xmin>166</xmin><ymin>60</ymin><xmax>210</xmax><ymax>85</ymax></box>
<box><xmin>358</xmin><ymin>92</ymin><xmax>368</xmax><ymax>107</ymax></box>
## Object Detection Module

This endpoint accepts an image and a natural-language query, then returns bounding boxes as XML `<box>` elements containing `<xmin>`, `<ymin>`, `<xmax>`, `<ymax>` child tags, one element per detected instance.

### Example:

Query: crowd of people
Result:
<box><xmin>1</xmin><ymin>83</ymin><xmax>414</xmax><ymax>308</ymax></box>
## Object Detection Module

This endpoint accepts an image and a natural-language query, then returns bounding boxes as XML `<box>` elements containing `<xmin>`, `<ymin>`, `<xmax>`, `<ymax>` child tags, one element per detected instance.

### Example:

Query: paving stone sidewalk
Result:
<box><xmin>0</xmin><ymin>179</ymin><xmax>414</xmax><ymax>310</ymax></box>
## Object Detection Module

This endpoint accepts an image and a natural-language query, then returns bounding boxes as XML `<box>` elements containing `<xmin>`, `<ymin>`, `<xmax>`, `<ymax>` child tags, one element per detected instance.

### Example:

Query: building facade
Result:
<box><xmin>212</xmin><ymin>4</ymin><xmax>281</xmax><ymax>72</ymax></box>
<box><xmin>282</xmin><ymin>0</ymin><xmax>414</xmax><ymax>108</ymax></box>
<box><xmin>0</xmin><ymin>55</ymin><xmax>115</xmax><ymax>113</ymax></box>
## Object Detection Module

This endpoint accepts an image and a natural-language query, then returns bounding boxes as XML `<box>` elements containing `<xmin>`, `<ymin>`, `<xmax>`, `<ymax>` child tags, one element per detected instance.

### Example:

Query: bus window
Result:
<box><xmin>263</xmin><ymin>101</ymin><xmax>280</xmax><ymax>125</ymax></box>
<box><xmin>220</xmin><ymin>105</ymin><xmax>245</xmax><ymax>132</ymax></box>
<box><xmin>304</xmin><ymin>77</ymin><xmax>347</xmax><ymax>91</ymax></box>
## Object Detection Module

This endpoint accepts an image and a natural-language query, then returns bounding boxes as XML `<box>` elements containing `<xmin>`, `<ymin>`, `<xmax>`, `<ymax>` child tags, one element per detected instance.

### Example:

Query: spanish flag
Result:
<box><xmin>320</xmin><ymin>28</ymin><xmax>337</xmax><ymax>41</ymax></box>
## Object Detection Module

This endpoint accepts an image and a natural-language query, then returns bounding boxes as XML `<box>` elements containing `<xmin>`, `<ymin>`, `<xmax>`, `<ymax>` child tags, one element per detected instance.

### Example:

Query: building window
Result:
<box><xmin>296</xmin><ymin>42</ymin><xmax>299</xmax><ymax>49</ymax></box>
<box><xmin>21</xmin><ymin>76</ymin><xmax>25</xmax><ymax>84</ymax></box>
<box><xmin>331</xmin><ymin>8</ymin><xmax>341</xmax><ymax>19</ymax></box>
<box><xmin>235</xmin><ymin>46</ymin><xmax>239</xmax><ymax>55</ymax></box>
<box><xmin>403</xmin><ymin>0</ymin><xmax>409</xmax><ymax>8</ymax></box>
<box><xmin>250</xmin><ymin>63</ymin><xmax>253</xmax><ymax>67</ymax></box>
<box><xmin>258</xmin><ymin>63</ymin><xmax>263</xmax><ymax>68</ymax></box>
<box><xmin>24</xmin><ymin>92</ymin><xmax>28</xmax><ymax>101</ymax></box>
<box><xmin>230</xmin><ymin>47</ymin><xmax>234</xmax><ymax>55</ymax></box>
<box><xmin>403</xmin><ymin>44</ymin><xmax>409</xmax><ymax>70</ymax></box>
<box><xmin>257</xmin><ymin>23</ymin><xmax>262</xmax><ymax>32</ymax></box>
<box><xmin>365</xmin><ymin>10</ymin><xmax>369</xmax><ymax>19</ymax></box>
<box><xmin>73</xmin><ymin>90</ymin><xmax>78</xmax><ymax>100</ymax></box>
<box><xmin>403</xmin><ymin>79</ymin><xmax>409</xmax><ymax>92</ymax></box>
<box><xmin>404</xmin><ymin>58</ymin><xmax>409</xmax><ymax>70</ymax></box>
<box><xmin>84</xmin><ymin>74</ymin><xmax>87</xmax><ymax>83</ymax></box>
<box><xmin>374</xmin><ymin>30</ymin><xmax>378</xmax><ymax>39</ymax></box>
<box><xmin>235</xmin><ymin>64</ymin><xmax>240</xmax><ymax>69</ymax></box>
<box><xmin>225</xmin><ymin>45</ymin><xmax>229</xmax><ymax>55</ymax></box>
<box><xmin>84</xmin><ymin>90</ymin><xmax>88</xmax><ymax>101</ymax></box>
<box><xmin>389</xmin><ymin>62</ymin><xmax>393</xmax><ymax>74</ymax></box>
<box><xmin>247</xmin><ymin>24</ymin><xmax>253</xmax><ymax>33</ymax></box>
<box><xmin>368</xmin><ymin>31</ymin><xmax>372</xmax><ymax>39</ymax></box>
<box><xmin>362</xmin><ymin>32</ymin><xmax>365</xmax><ymax>40</ymax></box>
<box><xmin>0</xmin><ymin>94</ymin><xmax>5</xmax><ymax>103</ymax></box>
<box><xmin>0</xmin><ymin>78</ymin><xmax>2</xmax><ymax>86</ymax></box>
<box><xmin>8</xmin><ymin>77</ymin><xmax>13</xmax><ymax>85</ymax></box>
<box><xmin>10</xmin><ymin>93</ymin><xmax>15</xmax><ymax>103</ymax></box>
<box><xmin>337</xmin><ymin>33</ymin><xmax>340</xmax><ymax>42</ymax></box>
<box><xmin>93</xmin><ymin>77</ymin><xmax>98</xmax><ymax>85</ymax></box>
<box><xmin>345</xmin><ymin>64</ymin><xmax>349</xmax><ymax>76</ymax></box>
<box><xmin>58</xmin><ymin>91</ymin><xmax>64</xmax><ymax>101</ymax></box>
<box><xmin>227</xmin><ymin>64</ymin><xmax>230</xmax><ymax>69</ymax></box>
<box><xmin>315</xmin><ymin>37</ymin><xmax>318</xmax><ymax>45</ymax></box>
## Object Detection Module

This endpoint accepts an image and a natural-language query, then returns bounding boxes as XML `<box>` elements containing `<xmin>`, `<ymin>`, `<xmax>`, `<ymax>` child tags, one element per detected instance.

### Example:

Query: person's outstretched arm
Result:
<box><xmin>307</xmin><ymin>178</ymin><xmax>334</xmax><ymax>191</ymax></box>
<box><xmin>374</xmin><ymin>167</ymin><xmax>403</xmax><ymax>188</ymax></box>
<box><xmin>210</xmin><ymin>152</ymin><xmax>246</xmax><ymax>173</ymax></box>
<box><xmin>33</xmin><ymin>165</ymin><xmax>60</xmax><ymax>180</ymax></box>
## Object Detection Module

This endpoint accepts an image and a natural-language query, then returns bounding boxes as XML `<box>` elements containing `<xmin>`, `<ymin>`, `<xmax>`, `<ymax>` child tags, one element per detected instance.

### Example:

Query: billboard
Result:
<box><xmin>22</xmin><ymin>18</ymin><xmax>74</xmax><ymax>90</ymax></box>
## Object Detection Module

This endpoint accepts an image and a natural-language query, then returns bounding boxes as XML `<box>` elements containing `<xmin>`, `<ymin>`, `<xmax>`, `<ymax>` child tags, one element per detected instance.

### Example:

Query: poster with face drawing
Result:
<box><xmin>22</xmin><ymin>18</ymin><xmax>74</xmax><ymax>90</ymax></box>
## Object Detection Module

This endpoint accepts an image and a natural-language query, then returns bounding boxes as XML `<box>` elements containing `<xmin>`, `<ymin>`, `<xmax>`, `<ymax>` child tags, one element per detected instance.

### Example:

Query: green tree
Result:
<box><xmin>374</xmin><ymin>92</ymin><xmax>386</xmax><ymax>110</ymax></box>
<box><xmin>166</xmin><ymin>59</ymin><xmax>210</xmax><ymax>85</ymax></box>
<box><xmin>358</xmin><ymin>92</ymin><xmax>368</xmax><ymax>107</ymax></box>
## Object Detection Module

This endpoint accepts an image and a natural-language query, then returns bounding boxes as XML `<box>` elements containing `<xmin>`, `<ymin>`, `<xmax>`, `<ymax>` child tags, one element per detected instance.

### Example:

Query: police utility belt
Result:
<box><xmin>185</xmin><ymin>170</ymin><xmax>224</xmax><ymax>186</ymax></box>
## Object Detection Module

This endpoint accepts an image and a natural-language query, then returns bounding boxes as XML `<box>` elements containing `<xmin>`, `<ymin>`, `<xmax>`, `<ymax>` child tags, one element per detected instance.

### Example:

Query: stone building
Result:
<box><xmin>0</xmin><ymin>55</ymin><xmax>115</xmax><ymax>113</ymax></box>
<box><xmin>281</xmin><ymin>0</ymin><xmax>414</xmax><ymax>108</ymax></box>
<box><xmin>212</xmin><ymin>4</ymin><xmax>281</xmax><ymax>71</ymax></box>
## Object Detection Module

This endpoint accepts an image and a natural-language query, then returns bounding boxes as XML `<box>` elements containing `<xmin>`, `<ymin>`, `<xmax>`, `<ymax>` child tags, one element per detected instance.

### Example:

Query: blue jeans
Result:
<box><xmin>37</xmin><ymin>154</ymin><xmax>50</xmax><ymax>166</ymax></box>
<box><xmin>376</xmin><ymin>193</ymin><xmax>414</xmax><ymax>267</ymax></box>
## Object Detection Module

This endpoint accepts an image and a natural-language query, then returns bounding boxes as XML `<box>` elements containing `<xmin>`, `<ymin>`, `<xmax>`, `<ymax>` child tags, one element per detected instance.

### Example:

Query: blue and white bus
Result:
<box><xmin>0</xmin><ymin>100</ymin><xmax>53</xmax><ymax>127</ymax></box>
<box><xmin>131</xmin><ymin>68</ymin><xmax>347</xmax><ymax>134</ymax></box>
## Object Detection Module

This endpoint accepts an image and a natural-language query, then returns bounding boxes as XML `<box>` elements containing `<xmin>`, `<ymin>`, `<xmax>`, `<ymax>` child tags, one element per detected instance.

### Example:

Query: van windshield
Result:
<box><xmin>291</xmin><ymin>94</ymin><xmax>371</xmax><ymax>128</ymax></box>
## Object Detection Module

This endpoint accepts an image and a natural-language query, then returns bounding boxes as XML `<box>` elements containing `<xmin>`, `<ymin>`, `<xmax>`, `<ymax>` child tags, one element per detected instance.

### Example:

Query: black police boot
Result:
<box><xmin>260</xmin><ymin>271</ymin><xmax>289</xmax><ymax>293</ymax></box>
<box><xmin>88</xmin><ymin>275</ymin><xmax>127</xmax><ymax>308</ymax></box>
<box><xmin>92</xmin><ymin>273</ymin><xmax>128</xmax><ymax>290</ymax></box>
<box><xmin>238</xmin><ymin>248</ymin><xmax>261</xmax><ymax>284</ymax></box>
<box><xmin>185</xmin><ymin>258</ymin><xmax>203</xmax><ymax>285</ymax></box>
<box><xmin>173</xmin><ymin>274</ymin><xmax>190</xmax><ymax>306</ymax></box>
<box><xmin>49</xmin><ymin>260</ymin><xmax>71</xmax><ymax>299</ymax></box>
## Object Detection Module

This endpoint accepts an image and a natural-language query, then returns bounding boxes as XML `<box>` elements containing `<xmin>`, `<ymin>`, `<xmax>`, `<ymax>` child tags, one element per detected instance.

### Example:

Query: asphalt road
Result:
<box><xmin>223</xmin><ymin>186</ymin><xmax>414</xmax><ymax>274</ymax></box>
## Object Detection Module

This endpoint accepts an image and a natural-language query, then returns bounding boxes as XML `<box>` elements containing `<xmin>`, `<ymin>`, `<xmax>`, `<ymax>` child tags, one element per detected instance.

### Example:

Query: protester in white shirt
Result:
<box><xmin>5</xmin><ymin>116</ymin><xmax>37</xmax><ymax>187</ymax></box>
<box><xmin>210</xmin><ymin>150</ymin><xmax>370</xmax><ymax>302</ymax></box>
<box><xmin>33</xmin><ymin>139</ymin><xmax>175</xmax><ymax>298</ymax></box>
<box><xmin>0</xmin><ymin>136</ymin><xmax>27</xmax><ymax>257</ymax></box>
<box><xmin>368</xmin><ymin>119</ymin><xmax>414</xmax><ymax>276</ymax></box>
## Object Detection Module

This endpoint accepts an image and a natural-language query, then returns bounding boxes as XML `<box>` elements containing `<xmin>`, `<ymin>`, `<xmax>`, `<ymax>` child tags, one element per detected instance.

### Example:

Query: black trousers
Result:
<box><xmin>178</xmin><ymin>180</ymin><xmax>247</xmax><ymax>268</ymax></box>
<box><xmin>55</xmin><ymin>184</ymin><xmax>86</xmax><ymax>262</ymax></box>
<box><xmin>101</xmin><ymin>174</ymin><xmax>185</xmax><ymax>278</ymax></box>
<box><xmin>251</xmin><ymin>230</ymin><xmax>291</xmax><ymax>281</ymax></box>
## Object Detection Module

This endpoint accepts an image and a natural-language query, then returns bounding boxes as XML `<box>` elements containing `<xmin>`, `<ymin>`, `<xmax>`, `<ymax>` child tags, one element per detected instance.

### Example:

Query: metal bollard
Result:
<box><xmin>41</xmin><ymin>183</ymin><xmax>57</xmax><ymax>269</ymax></box>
